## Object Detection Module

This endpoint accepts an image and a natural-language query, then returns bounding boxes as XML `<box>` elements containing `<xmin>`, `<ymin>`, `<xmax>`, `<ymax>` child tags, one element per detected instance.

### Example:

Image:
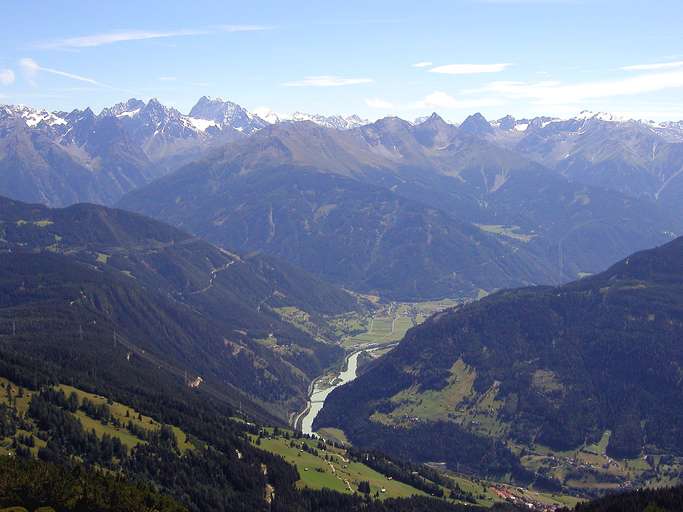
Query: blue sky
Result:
<box><xmin>2</xmin><ymin>0</ymin><xmax>683</xmax><ymax>121</ymax></box>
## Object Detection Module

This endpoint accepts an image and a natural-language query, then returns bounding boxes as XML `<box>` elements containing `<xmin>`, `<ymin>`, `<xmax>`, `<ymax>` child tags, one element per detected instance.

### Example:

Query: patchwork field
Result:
<box><xmin>342</xmin><ymin>299</ymin><xmax>460</xmax><ymax>348</ymax></box>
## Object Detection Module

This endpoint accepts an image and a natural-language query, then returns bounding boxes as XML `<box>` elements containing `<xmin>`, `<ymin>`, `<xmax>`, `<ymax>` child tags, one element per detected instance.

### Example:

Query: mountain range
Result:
<box><xmin>118</xmin><ymin>108</ymin><xmax>678</xmax><ymax>300</ymax></box>
<box><xmin>0</xmin><ymin>97</ymin><xmax>368</xmax><ymax>208</ymax></box>
<box><xmin>2</xmin><ymin>97</ymin><xmax>682</xmax><ymax>301</ymax></box>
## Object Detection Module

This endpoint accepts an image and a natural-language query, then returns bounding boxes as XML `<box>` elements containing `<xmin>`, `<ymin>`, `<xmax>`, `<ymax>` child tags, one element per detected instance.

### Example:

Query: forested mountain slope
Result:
<box><xmin>0</xmin><ymin>195</ymin><xmax>364</xmax><ymax>416</ymax></box>
<box><xmin>318</xmin><ymin>237</ymin><xmax>683</xmax><ymax>484</ymax></box>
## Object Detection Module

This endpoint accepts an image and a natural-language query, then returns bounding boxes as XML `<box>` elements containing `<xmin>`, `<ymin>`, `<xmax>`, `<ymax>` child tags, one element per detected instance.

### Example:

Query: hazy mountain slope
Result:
<box><xmin>0</xmin><ymin>115</ymin><xmax>151</xmax><ymax>207</ymax></box>
<box><xmin>318</xmin><ymin>237</ymin><xmax>683</xmax><ymax>472</ymax></box>
<box><xmin>120</xmin><ymin>116</ymin><xmax>675</xmax><ymax>298</ymax></box>
<box><xmin>360</xmin><ymin>115</ymin><xmax>677</xmax><ymax>280</ymax></box>
<box><xmin>504</xmin><ymin>113</ymin><xmax>683</xmax><ymax>225</ymax></box>
<box><xmin>118</xmin><ymin>133</ymin><xmax>556</xmax><ymax>300</ymax></box>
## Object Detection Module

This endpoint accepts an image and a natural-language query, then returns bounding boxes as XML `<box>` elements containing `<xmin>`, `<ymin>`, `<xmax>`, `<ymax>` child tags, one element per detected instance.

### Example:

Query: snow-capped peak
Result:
<box><xmin>574</xmin><ymin>111</ymin><xmax>630</xmax><ymax>123</ymax></box>
<box><xmin>289</xmin><ymin>111</ymin><xmax>368</xmax><ymax>130</ymax></box>
<box><xmin>116</xmin><ymin>108</ymin><xmax>140</xmax><ymax>118</ymax></box>
<box><xmin>252</xmin><ymin>107</ymin><xmax>283</xmax><ymax>124</ymax></box>
<box><xmin>100</xmin><ymin>98</ymin><xmax>146</xmax><ymax>118</ymax></box>
<box><xmin>0</xmin><ymin>105</ymin><xmax>67</xmax><ymax>127</ymax></box>
<box><xmin>183</xmin><ymin>117</ymin><xmax>218</xmax><ymax>132</ymax></box>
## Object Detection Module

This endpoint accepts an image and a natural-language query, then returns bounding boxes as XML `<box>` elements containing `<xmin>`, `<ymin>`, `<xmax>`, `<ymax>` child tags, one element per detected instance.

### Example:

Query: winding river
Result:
<box><xmin>298</xmin><ymin>350</ymin><xmax>362</xmax><ymax>435</ymax></box>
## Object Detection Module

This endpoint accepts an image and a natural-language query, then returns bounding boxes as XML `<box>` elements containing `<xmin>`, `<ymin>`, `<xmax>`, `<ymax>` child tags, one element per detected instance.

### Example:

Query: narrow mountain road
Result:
<box><xmin>256</xmin><ymin>290</ymin><xmax>277</xmax><ymax>312</ymax></box>
<box><xmin>189</xmin><ymin>260</ymin><xmax>235</xmax><ymax>295</ymax></box>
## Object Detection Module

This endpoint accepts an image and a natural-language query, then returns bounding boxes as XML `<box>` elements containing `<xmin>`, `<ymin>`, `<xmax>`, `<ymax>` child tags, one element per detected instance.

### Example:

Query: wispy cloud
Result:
<box><xmin>429</xmin><ymin>63</ymin><xmax>512</xmax><ymax>75</ymax></box>
<box><xmin>35</xmin><ymin>25</ymin><xmax>270</xmax><ymax>50</ymax></box>
<box><xmin>622</xmin><ymin>60</ymin><xmax>683</xmax><ymax>72</ymax></box>
<box><xmin>159</xmin><ymin>76</ymin><xmax>177</xmax><ymax>81</ymax></box>
<box><xmin>473</xmin><ymin>70</ymin><xmax>683</xmax><ymax>104</ymax></box>
<box><xmin>283</xmin><ymin>75</ymin><xmax>373</xmax><ymax>87</ymax></box>
<box><xmin>20</xmin><ymin>58</ymin><xmax>106</xmax><ymax>87</ymax></box>
<box><xmin>0</xmin><ymin>69</ymin><xmax>15</xmax><ymax>86</ymax></box>
<box><xmin>365</xmin><ymin>98</ymin><xmax>395</xmax><ymax>109</ymax></box>
<box><xmin>417</xmin><ymin>91</ymin><xmax>503</xmax><ymax>109</ymax></box>
<box><xmin>412</xmin><ymin>61</ymin><xmax>433</xmax><ymax>68</ymax></box>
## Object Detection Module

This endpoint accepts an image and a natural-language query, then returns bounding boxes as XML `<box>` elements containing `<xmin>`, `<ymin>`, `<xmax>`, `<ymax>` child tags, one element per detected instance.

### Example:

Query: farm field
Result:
<box><xmin>342</xmin><ymin>299</ymin><xmax>460</xmax><ymax>348</ymax></box>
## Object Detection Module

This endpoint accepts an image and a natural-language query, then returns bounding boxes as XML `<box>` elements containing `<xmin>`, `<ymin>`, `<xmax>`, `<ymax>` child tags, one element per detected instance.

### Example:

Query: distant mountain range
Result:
<box><xmin>2</xmin><ymin>97</ymin><xmax>682</xmax><ymax>299</ymax></box>
<box><xmin>119</xmin><ymin>110</ymin><xmax>678</xmax><ymax>300</ymax></box>
<box><xmin>0</xmin><ymin>97</ymin><xmax>368</xmax><ymax>208</ymax></box>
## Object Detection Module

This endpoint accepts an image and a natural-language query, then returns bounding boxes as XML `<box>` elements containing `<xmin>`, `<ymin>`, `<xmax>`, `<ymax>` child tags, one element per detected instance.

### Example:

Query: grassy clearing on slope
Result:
<box><xmin>370</xmin><ymin>358</ymin><xmax>507</xmax><ymax>439</ymax></box>
<box><xmin>317</xmin><ymin>427</ymin><xmax>349</xmax><ymax>445</ymax></box>
<box><xmin>251</xmin><ymin>433</ymin><xmax>428</xmax><ymax>499</ymax></box>
<box><xmin>56</xmin><ymin>385</ymin><xmax>193</xmax><ymax>453</ymax></box>
<box><xmin>475</xmin><ymin>224</ymin><xmax>535</xmax><ymax>242</ymax></box>
<box><xmin>1</xmin><ymin>379</ymin><xmax>193</xmax><ymax>459</ymax></box>
<box><xmin>584</xmin><ymin>430</ymin><xmax>611</xmax><ymax>455</ymax></box>
<box><xmin>0</xmin><ymin>377</ymin><xmax>33</xmax><ymax>416</ymax></box>
<box><xmin>374</xmin><ymin>359</ymin><xmax>476</xmax><ymax>425</ymax></box>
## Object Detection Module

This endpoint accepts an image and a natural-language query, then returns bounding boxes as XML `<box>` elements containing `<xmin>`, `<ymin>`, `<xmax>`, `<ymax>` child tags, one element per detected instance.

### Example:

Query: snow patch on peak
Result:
<box><xmin>116</xmin><ymin>108</ymin><xmax>140</xmax><ymax>119</ymax></box>
<box><xmin>185</xmin><ymin>117</ymin><xmax>218</xmax><ymax>132</ymax></box>
<box><xmin>1</xmin><ymin>105</ymin><xmax>66</xmax><ymax>127</ymax></box>
<box><xmin>289</xmin><ymin>112</ymin><xmax>368</xmax><ymax>130</ymax></box>
<box><xmin>253</xmin><ymin>107</ymin><xmax>284</xmax><ymax>124</ymax></box>
<box><xmin>574</xmin><ymin>111</ymin><xmax>629</xmax><ymax>123</ymax></box>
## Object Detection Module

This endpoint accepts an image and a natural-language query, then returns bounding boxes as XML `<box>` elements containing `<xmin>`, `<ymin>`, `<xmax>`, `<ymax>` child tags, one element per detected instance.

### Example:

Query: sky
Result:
<box><xmin>2</xmin><ymin>0</ymin><xmax>683</xmax><ymax>122</ymax></box>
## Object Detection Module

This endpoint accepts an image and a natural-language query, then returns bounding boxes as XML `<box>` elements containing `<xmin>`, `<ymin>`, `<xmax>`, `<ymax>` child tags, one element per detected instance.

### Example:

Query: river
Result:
<box><xmin>298</xmin><ymin>350</ymin><xmax>362</xmax><ymax>435</ymax></box>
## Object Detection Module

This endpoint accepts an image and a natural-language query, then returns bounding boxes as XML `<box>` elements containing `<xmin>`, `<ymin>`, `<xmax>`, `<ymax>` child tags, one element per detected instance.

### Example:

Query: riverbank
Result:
<box><xmin>293</xmin><ymin>344</ymin><xmax>397</xmax><ymax>436</ymax></box>
<box><xmin>295</xmin><ymin>350</ymin><xmax>361</xmax><ymax>435</ymax></box>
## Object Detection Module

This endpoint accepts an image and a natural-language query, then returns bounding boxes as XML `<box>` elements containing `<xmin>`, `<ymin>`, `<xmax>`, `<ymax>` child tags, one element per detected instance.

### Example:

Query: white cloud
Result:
<box><xmin>0</xmin><ymin>69</ymin><xmax>15</xmax><ymax>85</ymax></box>
<box><xmin>622</xmin><ymin>61</ymin><xmax>683</xmax><ymax>72</ymax></box>
<box><xmin>418</xmin><ymin>91</ymin><xmax>460</xmax><ymax>109</ymax></box>
<box><xmin>476</xmin><ymin>70</ymin><xmax>683</xmax><ymax>104</ymax></box>
<box><xmin>35</xmin><ymin>25</ymin><xmax>270</xmax><ymax>49</ymax></box>
<box><xmin>430</xmin><ymin>63</ymin><xmax>512</xmax><ymax>75</ymax></box>
<box><xmin>159</xmin><ymin>76</ymin><xmax>177</xmax><ymax>81</ymax></box>
<box><xmin>412</xmin><ymin>61</ymin><xmax>433</xmax><ymax>68</ymax></box>
<box><xmin>283</xmin><ymin>75</ymin><xmax>373</xmax><ymax>87</ymax></box>
<box><xmin>365</xmin><ymin>98</ymin><xmax>395</xmax><ymax>109</ymax></box>
<box><xmin>20</xmin><ymin>58</ymin><xmax>105</xmax><ymax>86</ymax></box>
<box><xmin>416</xmin><ymin>91</ymin><xmax>503</xmax><ymax>109</ymax></box>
